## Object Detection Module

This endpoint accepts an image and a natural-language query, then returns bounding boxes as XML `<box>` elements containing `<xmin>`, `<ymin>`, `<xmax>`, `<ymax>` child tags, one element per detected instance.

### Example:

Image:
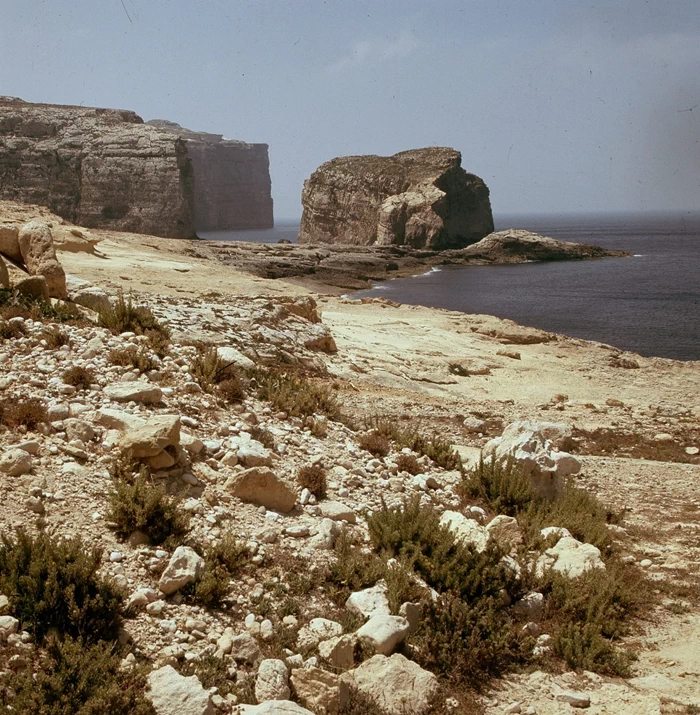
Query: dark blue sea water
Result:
<box><xmin>203</xmin><ymin>213</ymin><xmax>700</xmax><ymax>361</ymax></box>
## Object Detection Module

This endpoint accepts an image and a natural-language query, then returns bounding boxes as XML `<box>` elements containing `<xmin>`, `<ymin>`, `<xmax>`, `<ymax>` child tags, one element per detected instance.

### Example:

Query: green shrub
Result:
<box><xmin>254</xmin><ymin>369</ymin><xmax>342</xmax><ymax>420</ymax></box>
<box><xmin>107</xmin><ymin>472</ymin><xmax>189</xmax><ymax>547</ymax></box>
<box><xmin>395</xmin><ymin>453</ymin><xmax>422</xmax><ymax>475</ymax></box>
<box><xmin>412</xmin><ymin>593</ymin><xmax>527</xmax><ymax>687</ymax></box>
<box><xmin>366</xmin><ymin>417</ymin><xmax>463</xmax><ymax>472</ymax></box>
<box><xmin>62</xmin><ymin>365</ymin><xmax>95</xmax><ymax>390</ymax></box>
<box><xmin>98</xmin><ymin>292</ymin><xmax>170</xmax><ymax>339</ymax></box>
<box><xmin>358</xmin><ymin>431</ymin><xmax>391</xmax><ymax>457</ymax></box>
<box><xmin>217</xmin><ymin>376</ymin><xmax>247</xmax><ymax>403</ymax></box>
<box><xmin>0</xmin><ymin>396</ymin><xmax>48</xmax><ymax>429</ymax></box>
<box><xmin>0</xmin><ymin>636</ymin><xmax>156</xmax><ymax>715</ymax></box>
<box><xmin>462</xmin><ymin>457</ymin><xmax>536</xmax><ymax>517</ymax></box>
<box><xmin>368</xmin><ymin>497</ymin><xmax>516</xmax><ymax>602</ymax></box>
<box><xmin>189</xmin><ymin>345</ymin><xmax>245</xmax><ymax>395</ymax></box>
<box><xmin>0</xmin><ymin>290</ymin><xmax>88</xmax><ymax>326</ymax></box>
<box><xmin>187</xmin><ymin>534</ymin><xmax>248</xmax><ymax>608</ymax></box>
<box><xmin>0</xmin><ymin>530</ymin><xmax>123</xmax><ymax>643</ymax></box>
<box><xmin>108</xmin><ymin>347</ymin><xmax>157</xmax><ymax>373</ymax></box>
<box><xmin>326</xmin><ymin>530</ymin><xmax>386</xmax><ymax>603</ymax></box>
<box><xmin>42</xmin><ymin>326</ymin><xmax>70</xmax><ymax>348</ymax></box>
<box><xmin>297</xmin><ymin>464</ymin><xmax>327</xmax><ymax>499</ymax></box>
<box><xmin>553</xmin><ymin>622</ymin><xmax>634</xmax><ymax>676</ymax></box>
<box><xmin>178</xmin><ymin>655</ymin><xmax>235</xmax><ymax>697</ymax></box>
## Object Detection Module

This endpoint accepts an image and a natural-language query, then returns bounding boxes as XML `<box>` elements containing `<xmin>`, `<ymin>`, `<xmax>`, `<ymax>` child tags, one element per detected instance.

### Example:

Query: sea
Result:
<box><xmin>199</xmin><ymin>213</ymin><xmax>700</xmax><ymax>362</ymax></box>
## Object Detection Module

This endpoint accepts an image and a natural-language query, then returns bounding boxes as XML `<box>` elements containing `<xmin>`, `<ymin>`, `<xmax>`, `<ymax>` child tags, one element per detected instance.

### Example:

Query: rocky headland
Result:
<box><xmin>0</xmin><ymin>98</ymin><xmax>273</xmax><ymax>238</ymax></box>
<box><xmin>299</xmin><ymin>147</ymin><xmax>494</xmax><ymax>250</ymax></box>
<box><xmin>0</xmin><ymin>202</ymin><xmax>698</xmax><ymax>715</ymax></box>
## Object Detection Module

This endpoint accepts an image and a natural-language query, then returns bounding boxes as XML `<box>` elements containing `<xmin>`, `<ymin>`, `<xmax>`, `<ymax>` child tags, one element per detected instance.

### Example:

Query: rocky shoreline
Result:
<box><xmin>199</xmin><ymin>228</ymin><xmax>631</xmax><ymax>293</ymax></box>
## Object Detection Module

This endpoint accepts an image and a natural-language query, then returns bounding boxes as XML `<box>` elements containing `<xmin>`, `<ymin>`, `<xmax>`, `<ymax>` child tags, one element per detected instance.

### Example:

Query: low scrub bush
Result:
<box><xmin>98</xmin><ymin>292</ymin><xmax>170</xmax><ymax>339</ymax></box>
<box><xmin>395</xmin><ymin>453</ymin><xmax>422</xmax><ymax>475</ymax></box>
<box><xmin>0</xmin><ymin>290</ymin><xmax>88</xmax><ymax>326</ymax></box>
<box><xmin>0</xmin><ymin>530</ymin><xmax>123</xmax><ymax>643</ymax></box>
<box><xmin>462</xmin><ymin>457</ymin><xmax>536</xmax><ymax>517</ymax></box>
<box><xmin>254</xmin><ymin>369</ymin><xmax>342</xmax><ymax>420</ymax></box>
<box><xmin>186</xmin><ymin>534</ymin><xmax>248</xmax><ymax>608</ymax></box>
<box><xmin>368</xmin><ymin>497</ymin><xmax>516</xmax><ymax>603</ymax></box>
<box><xmin>297</xmin><ymin>464</ymin><xmax>327</xmax><ymax>499</ymax></box>
<box><xmin>553</xmin><ymin>622</ymin><xmax>635</xmax><ymax>676</ymax></box>
<box><xmin>0</xmin><ymin>636</ymin><xmax>155</xmax><ymax>715</ymax></box>
<box><xmin>413</xmin><ymin>592</ymin><xmax>528</xmax><ymax>687</ymax></box>
<box><xmin>178</xmin><ymin>655</ymin><xmax>235</xmax><ymax>697</ymax></box>
<box><xmin>366</xmin><ymin>417</ymin><xmax>463</xmax><ymax>472</ymax></box>
<box><xmin>0</xmin><ymin>396</ymin><xmax>48</xmax><ymax>430</ymax></box>
<box><xmin>42</xmin><ymin>326</ymin><xmax>70</xmax><ymax>348</ymax></box>
<box><xmin>326</xmin><ymin>530</ymin><xmax>386</xmax><ymax>604</ymax></box>
<box><xmin>62</xmin><ymin>365</ymin><xmax>95</xmax><ymax>390</ymax></box>
<box><xmin>250</xmin><ymin>425</ymin><xmax>275</xmax><ymax>449</ymax></box>
<box><xmin>108</xmin><ymin>347</ymin><xmax>157</xmax><ymax>373</ymax></box>
<box><xmin>358</xmin><ymin>431</ymin><xmax>391</xmax><ymax>457</ymax></box>
<box><xmin>107</xmin><ymin>470</ymin><xmax>189</xmax><ymax>547</ymax></box>
<box><xmin>0</xmin><ymin>319</ymin><xmax>25</xmax><ymax>340</ymax></box>
<box><xmin>190</xmin><ymin>345</ymin><xmax>245</xmax><ymax>395</ymax></box>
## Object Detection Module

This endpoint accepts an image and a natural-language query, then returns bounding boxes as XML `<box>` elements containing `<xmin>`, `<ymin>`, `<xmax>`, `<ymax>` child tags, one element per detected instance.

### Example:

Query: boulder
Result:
<box><xmin>512</xmin><ymin>591</ymin><xmax>545</xmax><ymax>620</ymax></box>
<box><xmin>235</xmin><ymin>438</ymin><xmax>273</xmax><ymax>468</ymax></box>
<box><xmin>119</xmin><ymin>415</ymin><xmax>180</xmax><ymax>458</ymax></box>
<box><xmin>290</xmin><ymin>666</ymin><xmax>349</xmax><ymax>714</ymax></box>
<box><xmin>104</xmin><ymin>381</ymin><xmax>163</xmax><ymax>404</ymax></box>
<box><xmin>146</xmin><ymin>665</ymin><xmax>214</xmax><ymax>715</ymax></box>
<box><xmin>216</xmin><ymin>346</ymin><xmax>255</xmax><ymax>369</ymax></box>
<box><xmin>158</xmin><ymin>546</ymin><xmax>205</xmax><ymax>595</ymax></box>
<box><xmin>439</xmin><ymin>510</ymin><xmax>489</xmax><ymax>552</ymax></box>
<box><xmin>341</xmin><ymin>654</ymin><xmax>439</xmax><ymax>715</ymax></box>
<box><xmin>17</xmin><ymin>221</ymin><xmax>67</xmax><ymax>298</ymax></box>
<box><xmin>230</xmin><ymin>632</ymin><xmax>261</xmax><ymax>664</ymax></box>
<box><xmin>483</xmin><ymin>420</ymin><xmax>580</xmax><ymax>498</ymax></box>
<box><xmin>0</xmin><ymin>224</ymin><xmax>21</xmax><ymax>262</ymax></box>
<box><xmin>346</xmin><ymin>582</ymin><xmax>390</xmax><ymax>619</ymax></box>
<box><xmin>0</xmin><ymin>449</ymin><xmax>33</xmax><ymax>476</ymax></box>
<box><xmin>536</xmin><ymin>536</ymin><xmax>606</xmax><ymax>579</ymax></box>
<box><xmin>299</xmin><ymin>147</ymin><xmax>493</xmax><ymax>250</ymax></box>
<box><xmin>486</xmin><ymin>515</ymin><xmax>522</xmax><ymax>551</ymax></box>
<box><xmin>225</xmin><ymin>467</ymin><xmax>296</xmax><ymax>513</ymax></box>
<box><xmin>297</xmin><ymin>618</ymin><xmax>343</xmax><ymax>652</ymax></box>
<box><xmin>255</xmin><ymin>659</ymin><xmax>290</xmax><ymax>702</ymax></box>
<box><xmin>319</xmin><ymin>500</ymin><xmax>357</xmax><ymax>524</ymax></box>
<box><xmin>14</xmin><ymin>275</ymin><xmax>49</xmax><ymax>301</ymax></box>
<box><xmin>356</xmin><ymin>615</ymin><xmax>410</xmax><ymax>655</ymax></box>
<box><xmin>0</xmin><ymin>616</ymin><xmax>20</xmax><ymax>640</ymax></box>
<box><xmin>318</xmin><ymin>634</ymin><xmax>356</xmax><ymax>669</ymax></box>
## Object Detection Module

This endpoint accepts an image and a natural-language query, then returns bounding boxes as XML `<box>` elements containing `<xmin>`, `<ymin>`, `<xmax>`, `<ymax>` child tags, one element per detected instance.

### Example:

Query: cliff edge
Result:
<box><xmin>299</xmin><ymin>147</ymin><xmax>494</xmax><ymax>249</ymax></box>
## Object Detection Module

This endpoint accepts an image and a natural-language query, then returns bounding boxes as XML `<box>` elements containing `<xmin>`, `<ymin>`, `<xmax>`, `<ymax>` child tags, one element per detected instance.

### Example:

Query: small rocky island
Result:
<box><xmin>299</xmin><ymin>147</ymin><xmax>494</xmax><ymax>249</ymax></box>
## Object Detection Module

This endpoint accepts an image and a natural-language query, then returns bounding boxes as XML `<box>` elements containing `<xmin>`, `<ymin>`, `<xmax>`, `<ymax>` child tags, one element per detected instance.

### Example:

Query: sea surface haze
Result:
<box><xmin>202</xmin><ymin>213</ymin><xmax>700</xmax><ymax>361</ymax></box>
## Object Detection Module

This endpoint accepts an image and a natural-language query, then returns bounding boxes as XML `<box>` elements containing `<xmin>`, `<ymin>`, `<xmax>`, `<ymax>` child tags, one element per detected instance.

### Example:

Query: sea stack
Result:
<box><xmin>299</xmin><ymin>147</ymin><xmax>494</xmax><ymax>250</ymax></box>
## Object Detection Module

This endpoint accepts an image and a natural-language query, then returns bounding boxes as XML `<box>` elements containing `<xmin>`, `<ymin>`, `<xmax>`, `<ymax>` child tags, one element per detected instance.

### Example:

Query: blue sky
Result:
<box><xmin>1</xmin><ymin>0</ymin><xmax>699</xmax><ymax>219</ymax></box>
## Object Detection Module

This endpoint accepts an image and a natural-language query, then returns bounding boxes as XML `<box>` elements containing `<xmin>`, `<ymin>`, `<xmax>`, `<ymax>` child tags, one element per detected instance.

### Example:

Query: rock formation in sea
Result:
<box><xmin>0</xmin><ymin>98</ymin><xmax>273</xmax><ymax>238</ymax></box>
<box><xmin>298</xmin><ymin>147</ymin><xmax>494</xmax><ymax>249</ymax></box>
<box><xmin>147</xmin><ymin>120</ymin><xmax>273</xmax><ymax>231</ymax></box>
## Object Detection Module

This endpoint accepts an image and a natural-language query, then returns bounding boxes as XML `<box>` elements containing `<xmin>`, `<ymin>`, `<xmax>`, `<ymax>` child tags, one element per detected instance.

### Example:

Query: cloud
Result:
<box><xmin>327</xmin><ymin>29</ymin><xmax>422</xmax><ymax>74</ymax></box>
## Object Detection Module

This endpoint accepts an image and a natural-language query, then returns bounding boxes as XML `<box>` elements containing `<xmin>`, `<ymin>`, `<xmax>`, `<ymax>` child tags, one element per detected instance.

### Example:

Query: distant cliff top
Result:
<box><xmin>147</xmin><ymin>119</ymin><xmax>267</xmax><ymax>150</ymax></box>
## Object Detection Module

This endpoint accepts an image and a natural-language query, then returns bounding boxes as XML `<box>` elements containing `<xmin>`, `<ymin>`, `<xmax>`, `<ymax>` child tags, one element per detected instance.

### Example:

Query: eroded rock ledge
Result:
<box><xmin>298</xmin><ymin>147</ymin><xmax>494</xmax><ymax>250</ymax></box>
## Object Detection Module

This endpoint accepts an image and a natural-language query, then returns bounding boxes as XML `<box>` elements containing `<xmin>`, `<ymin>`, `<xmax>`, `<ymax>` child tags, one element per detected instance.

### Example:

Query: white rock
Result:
<box><xmin>319</xmin><ymin>501</ymin><xmax>357</xmax><ymax>523</ymax></box>
<box><xmin>536</xmin><ymin>536</ymin><xmax>605</xmax><ymax>579</ymax></box>
<box><xmin>356</xmin><ymin>615</ymin><xmax>410</xmax><ymax>655</ymax></box>
<box><xmin>104</xmin><ymin>381</ymin><xmax>162</xmax><ymax>404</ymax></box>
<box><xmin>297</xmin><ymin>618</ymin><xmax>343</xmax><ymax>651</ymax></box>
<box><xmin>346</xmin><ymin>582</ymin><xmax>390</xmax><ymax>619</ymax></box>
<box><xmin>239</xmin><ymin>702</ymin><xmax>314</xmax><ymax>715</ymax></box>
<box><xmin>439</xmin><ymin>510</ymin><xmax>489</xmax><ymax>552</ymax></box>
<box><xmin>158</xmin><ymin>546</ymin><xmax>205</xmax><ymax>595</ymax></box>
<box><xmin>146</xmin><ymin>665</ymin><xmax>214</xmax><ymax>715</ymax></box>
<box><xmin>255</xmin><ymin>659</ymin><xmax>290</xmax><ymax>702</ymax></box>
<box><xmin>0</xmin><ymin>449</ymin><xmax>32</xmax><ymax>476</ymax></box>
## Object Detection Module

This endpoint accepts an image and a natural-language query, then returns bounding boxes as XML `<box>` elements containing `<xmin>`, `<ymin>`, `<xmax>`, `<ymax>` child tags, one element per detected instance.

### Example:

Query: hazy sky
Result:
<box><xmin>2</xmin><ymin>0</ymin><xmax>699</xmax><ymax>219</ymax></box>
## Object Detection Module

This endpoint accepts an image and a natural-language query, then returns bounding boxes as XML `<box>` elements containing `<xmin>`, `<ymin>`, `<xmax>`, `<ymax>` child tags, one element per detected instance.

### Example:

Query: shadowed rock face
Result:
<box><xmin>0</xmin><ymin>98</ymin><xmax>196</xmax><ymax>238</ymax></box>
<box><xmin>0</xmin><ymin>100</ymin><xmax>274</xmax><ymax>238</ymax></box>
<box><xmin>147</xmin><ymin>120</ymin><xmax>273</xmax><ymax>231</ymax></box>
<box><xmin>299</xmin><ymin>147</ymin><xmax>494</xmax><ymax>249</ymax></box>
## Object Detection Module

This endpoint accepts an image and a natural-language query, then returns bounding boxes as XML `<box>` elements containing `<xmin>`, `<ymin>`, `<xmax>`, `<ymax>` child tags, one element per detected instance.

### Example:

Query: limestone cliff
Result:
<box><xmin>148</xmin><ymin>121</ymin><xmax>273</xmax><ymax>231</ymax></box>
<box><xmin>299</xmin><ymin>147</ymin><xmax>494</xmax><ymax>249</ymax></box>
<box><xmin>0</xmin><ymin>98</ymin><xmax>195</xmax><ymax>238</ymax></box>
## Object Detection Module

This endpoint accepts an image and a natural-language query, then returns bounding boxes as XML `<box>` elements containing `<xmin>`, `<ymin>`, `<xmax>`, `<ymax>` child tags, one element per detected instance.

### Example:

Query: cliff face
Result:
<box><xmin>0</xmin><ymin>98</ymin><xmax>195</xmax><ymax>238</ymax></box>
<box><xmin>299</xmin><ymin>147</ymin><xmax>494</xmax><ymax>249</ymax></box>
<box><xmin>148</xmin><ymin>121</ymin><xmax>273</xmax><ymax>231</ymax></box>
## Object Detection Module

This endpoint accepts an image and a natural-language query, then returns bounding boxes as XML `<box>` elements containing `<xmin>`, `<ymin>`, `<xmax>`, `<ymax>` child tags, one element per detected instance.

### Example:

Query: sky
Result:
<box><xmin>1</xmin><ymin>0</ymin><xmax>699</xmax><ymax>220</ymax></box>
